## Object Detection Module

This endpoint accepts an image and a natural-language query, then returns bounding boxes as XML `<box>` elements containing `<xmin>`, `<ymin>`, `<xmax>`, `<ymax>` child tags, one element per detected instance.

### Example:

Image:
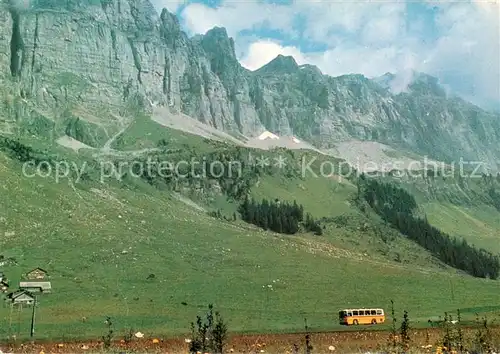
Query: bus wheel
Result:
<box><xmin>353</xmin><ymin>320</ymin><xmax>358</xmax><ymax>325</ymax></box>
<box><xmin>371</xmin><ymin>319</ymin><xmax>377</xmax><ymax>324</ymax></box>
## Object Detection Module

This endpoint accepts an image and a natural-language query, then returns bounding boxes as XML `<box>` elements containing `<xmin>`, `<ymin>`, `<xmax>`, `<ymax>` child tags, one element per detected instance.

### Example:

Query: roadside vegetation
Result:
<box><xmin>1</xmin><ymin>304</ymin><xmax>499</xmax><ymax>353</ymax></box>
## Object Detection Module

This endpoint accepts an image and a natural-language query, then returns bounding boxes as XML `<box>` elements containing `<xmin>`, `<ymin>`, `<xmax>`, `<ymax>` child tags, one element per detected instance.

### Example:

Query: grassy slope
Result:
<box><xmin>1</xmin><ymin>122</ymin><xmax>500</xmax><ymax>341</ymax></box>
<box><xmin>422</xmin><ymin>203</ymin><xmax>500</xmax><ymax>254</ymax></box>
<box><xmin>111</xmin><ymin>117</ymin><xmax>217</xmax><ymax>152</ymax></box>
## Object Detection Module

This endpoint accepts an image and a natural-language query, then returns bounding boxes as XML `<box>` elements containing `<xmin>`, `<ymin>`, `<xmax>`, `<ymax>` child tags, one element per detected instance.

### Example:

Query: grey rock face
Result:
<box><xmin>0</xmin><ymin>0</ymin><xmax>266</xmax><ymax>142</ymax></box>
<box><xmin>0</xmin><ymin>0</ymin><xmax>499</xmax><ymax>167</ymax></box>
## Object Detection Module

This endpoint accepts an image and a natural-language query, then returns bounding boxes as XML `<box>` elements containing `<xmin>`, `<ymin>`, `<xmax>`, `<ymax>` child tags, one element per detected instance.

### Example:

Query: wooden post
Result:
<box><xmin>30</xmin><ymin>295</ymin><xmax>37</xmax><ymax>339</ymax></box>
<box><xmin>9</xmin><ymin>302</ymin><xmax>13</xmax><ymax>338</ymax></box>
<box><xmin>17</xmin><ymin>303</ymin><xmax>22</xmax><ymax>337</ymax></box>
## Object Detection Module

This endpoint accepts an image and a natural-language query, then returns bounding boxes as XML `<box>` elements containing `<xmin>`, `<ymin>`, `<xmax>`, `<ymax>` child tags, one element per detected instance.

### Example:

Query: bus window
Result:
<box><xmin>353</xmin><ymin>310</ymin><xmax>359</xmax><ymax>316</ymax></box>
<box><xmin>347</xmin><ymin>312</ymin><xmax>352</xmax><ymax>316</ymax></box>
<box><xmin>371</xmin><ymin>310</ymin><xmax>376</xmax><ymax>315</ymax></box>
<box><xmin>376</xmin><ymin>310</ymin><xmax>383</xmax><ymax>315</ymax></box>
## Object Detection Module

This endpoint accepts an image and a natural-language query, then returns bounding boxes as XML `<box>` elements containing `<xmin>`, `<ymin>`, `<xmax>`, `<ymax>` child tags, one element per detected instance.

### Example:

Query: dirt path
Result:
<box><xmin>91</xmin><ymin>117</ymin><xmax>161</xmax><ymax>159</ymax></box>
<box><xmin>102</xmin><ymin>118</ymin><xmax>131</xmax><ymax>153</ymax></box>
<box><xmin>2</xmin><ymin>326</ymin><xmax>499</xmax><ymax>353</ymax></box>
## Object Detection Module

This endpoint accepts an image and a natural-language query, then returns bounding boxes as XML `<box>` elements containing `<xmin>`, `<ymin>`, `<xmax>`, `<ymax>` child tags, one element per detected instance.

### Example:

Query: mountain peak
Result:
<box><xmin>160</xmin><ymin>8</ymin><xmax>182</xmax><ymax>31</ymax></box>
<box><xmin>405</xmin><ymin>71</ymin><xmax>446</xmax><ymax>97</ymax></box>
<box><xmin>372</xmin><ymin>70</ymin><xmax>445</xmax><ymax>96</ymax></box>
<box><xmin>256</xmin><ymin>54</ymin><xmax>299</xmax><ymax>75</ymax></box>
<box><xmin>298</xmin><ymin>64</ymin><xmax>322</xmax><ymax>75</ymax></box>
<box><xmin>201</xmin><ymin>26</ymin><xmax>236</xmax><ymax>60</ymax></box>
<box><xmin>205</xmin><ymin>26</ymin><xmax>229</xmax><ymax>38</ymax></box>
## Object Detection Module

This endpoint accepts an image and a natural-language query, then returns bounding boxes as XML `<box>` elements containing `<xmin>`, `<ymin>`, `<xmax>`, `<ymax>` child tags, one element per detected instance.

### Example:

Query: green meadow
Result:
<box><xmin>0</xmin><ymin>123</ymin><xmax>499</xmax><ymax>341</ymax></box>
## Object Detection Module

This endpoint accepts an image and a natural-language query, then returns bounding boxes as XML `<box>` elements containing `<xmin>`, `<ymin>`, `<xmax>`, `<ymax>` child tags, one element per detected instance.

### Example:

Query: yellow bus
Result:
<box><xmin>339</xmin><ymin>308</ymin><xmax>385</xmax><ymax>325</ymax></box>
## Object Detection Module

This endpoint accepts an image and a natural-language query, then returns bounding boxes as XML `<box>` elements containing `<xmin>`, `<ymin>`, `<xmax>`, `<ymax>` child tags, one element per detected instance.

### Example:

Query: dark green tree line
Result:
<box><xmin>0</xmin><ymin>136</ymin><xmax>53</xmax><ymax>166</ymax></box>
<box><xmin>238</xmin><ymin>197</ymin><xmax>322</xmax><ymax>235</ymax></box>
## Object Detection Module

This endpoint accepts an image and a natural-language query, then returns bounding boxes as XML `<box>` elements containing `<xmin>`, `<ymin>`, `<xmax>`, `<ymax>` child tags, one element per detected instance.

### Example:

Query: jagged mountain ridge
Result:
<box><xmin>0</xmin><ymin>0</ymin><xmax>499</xmax><ymax>169</ymax></box>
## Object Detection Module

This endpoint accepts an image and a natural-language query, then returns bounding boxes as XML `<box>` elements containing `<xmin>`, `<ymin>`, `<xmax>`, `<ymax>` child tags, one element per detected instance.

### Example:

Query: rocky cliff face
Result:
<box><xmin>0</xmin><ymin>0</ymin><xmax>499</xmax><ymax>168</ymax></box>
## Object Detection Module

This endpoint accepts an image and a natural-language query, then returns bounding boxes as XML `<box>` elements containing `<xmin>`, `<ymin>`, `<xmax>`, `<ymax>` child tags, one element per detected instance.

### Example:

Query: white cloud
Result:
<box><xmin>321</xmin><ymin>47</ymin><xmax>414</xmax><ymax>79</ymax></box>
<box><xmin>423</xmin><ymin>1</ymin><xmax>499</xmax><ymax>104</ymax></box>
<box><xmin>240</xmin><ymin>41</ymin><xmax>308</xmax><ymax>70</ymax></box>
<box><xmin>240</xmin><ymin>39</ymin><xmax>420</xmax><ymax>82</ymax></box>
<box><xmin>181</xmin><ymin>1</ymin><xmax>296</xmax><ymax>37</ymax></box>
<box><xmin>360</xmin><ymin>4</ymin><xmax>406</xmax><ymax>45</ymax></box>
<box><xmin>181</xmin><ymin>3</ymin><xmax>223</xmax><ymax>34</ymax></box>
<box><xmin>297</xmin><ymin>2</ymin><xmax>371</xmax><ymax>42</ymax></box>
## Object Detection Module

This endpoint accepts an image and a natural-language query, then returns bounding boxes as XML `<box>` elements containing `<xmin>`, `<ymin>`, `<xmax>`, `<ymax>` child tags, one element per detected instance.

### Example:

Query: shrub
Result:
<box><xmin>189</xmin><ymin>304</ymin><xmax>228</xmax><ymax>354</ymax></box>
<box><xmin>400</xmin><ymin>310</ymin><xmax>411</xmax><ymax>351</ymax></box>
<box><xmin>102</xmin><ymin>316</ymin><xmax>113</xmax><ymax>349</ymax></box>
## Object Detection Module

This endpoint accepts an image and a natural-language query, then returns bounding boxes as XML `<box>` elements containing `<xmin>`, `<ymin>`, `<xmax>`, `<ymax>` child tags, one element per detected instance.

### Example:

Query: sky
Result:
<box><xmin>150</xmin><ymin>0</ymin><xmax>499</xmax><ymax>109</ymax></box>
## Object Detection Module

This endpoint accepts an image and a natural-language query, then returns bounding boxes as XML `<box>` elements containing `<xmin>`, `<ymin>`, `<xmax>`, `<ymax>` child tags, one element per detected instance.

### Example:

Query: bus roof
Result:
<box><xmin>340</xmin><ymin>308</ymin><xmax>384</xmax><ymax>311</ymax></box>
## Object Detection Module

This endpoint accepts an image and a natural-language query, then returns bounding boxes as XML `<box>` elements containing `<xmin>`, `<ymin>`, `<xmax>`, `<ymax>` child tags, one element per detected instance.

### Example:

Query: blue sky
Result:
<box><xmin>151</xmin><ymin>0</ymin><xmax>499</xmax><ymax>109</ymax></box>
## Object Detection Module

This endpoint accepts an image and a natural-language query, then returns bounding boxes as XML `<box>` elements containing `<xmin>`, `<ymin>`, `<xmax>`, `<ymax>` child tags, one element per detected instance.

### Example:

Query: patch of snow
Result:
<box><xmin>257</xmin><ymin>131</ymin><xmax>280</xmax><ymax>140</ymax></box>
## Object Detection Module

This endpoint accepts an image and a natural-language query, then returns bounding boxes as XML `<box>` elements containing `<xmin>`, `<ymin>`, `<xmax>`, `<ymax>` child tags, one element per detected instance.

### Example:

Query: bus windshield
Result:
<box><xmin>339</xmin><ymin>311</ymin><xmax>346</xmax><ymax>318</ymax></box>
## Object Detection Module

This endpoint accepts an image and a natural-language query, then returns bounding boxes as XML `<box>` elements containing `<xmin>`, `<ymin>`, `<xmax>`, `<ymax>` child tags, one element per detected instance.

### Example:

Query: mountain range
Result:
<box><xmin>0</xmin><ymin>0</ymin><xmax>499</xmax><ymax>169</ymax></box>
